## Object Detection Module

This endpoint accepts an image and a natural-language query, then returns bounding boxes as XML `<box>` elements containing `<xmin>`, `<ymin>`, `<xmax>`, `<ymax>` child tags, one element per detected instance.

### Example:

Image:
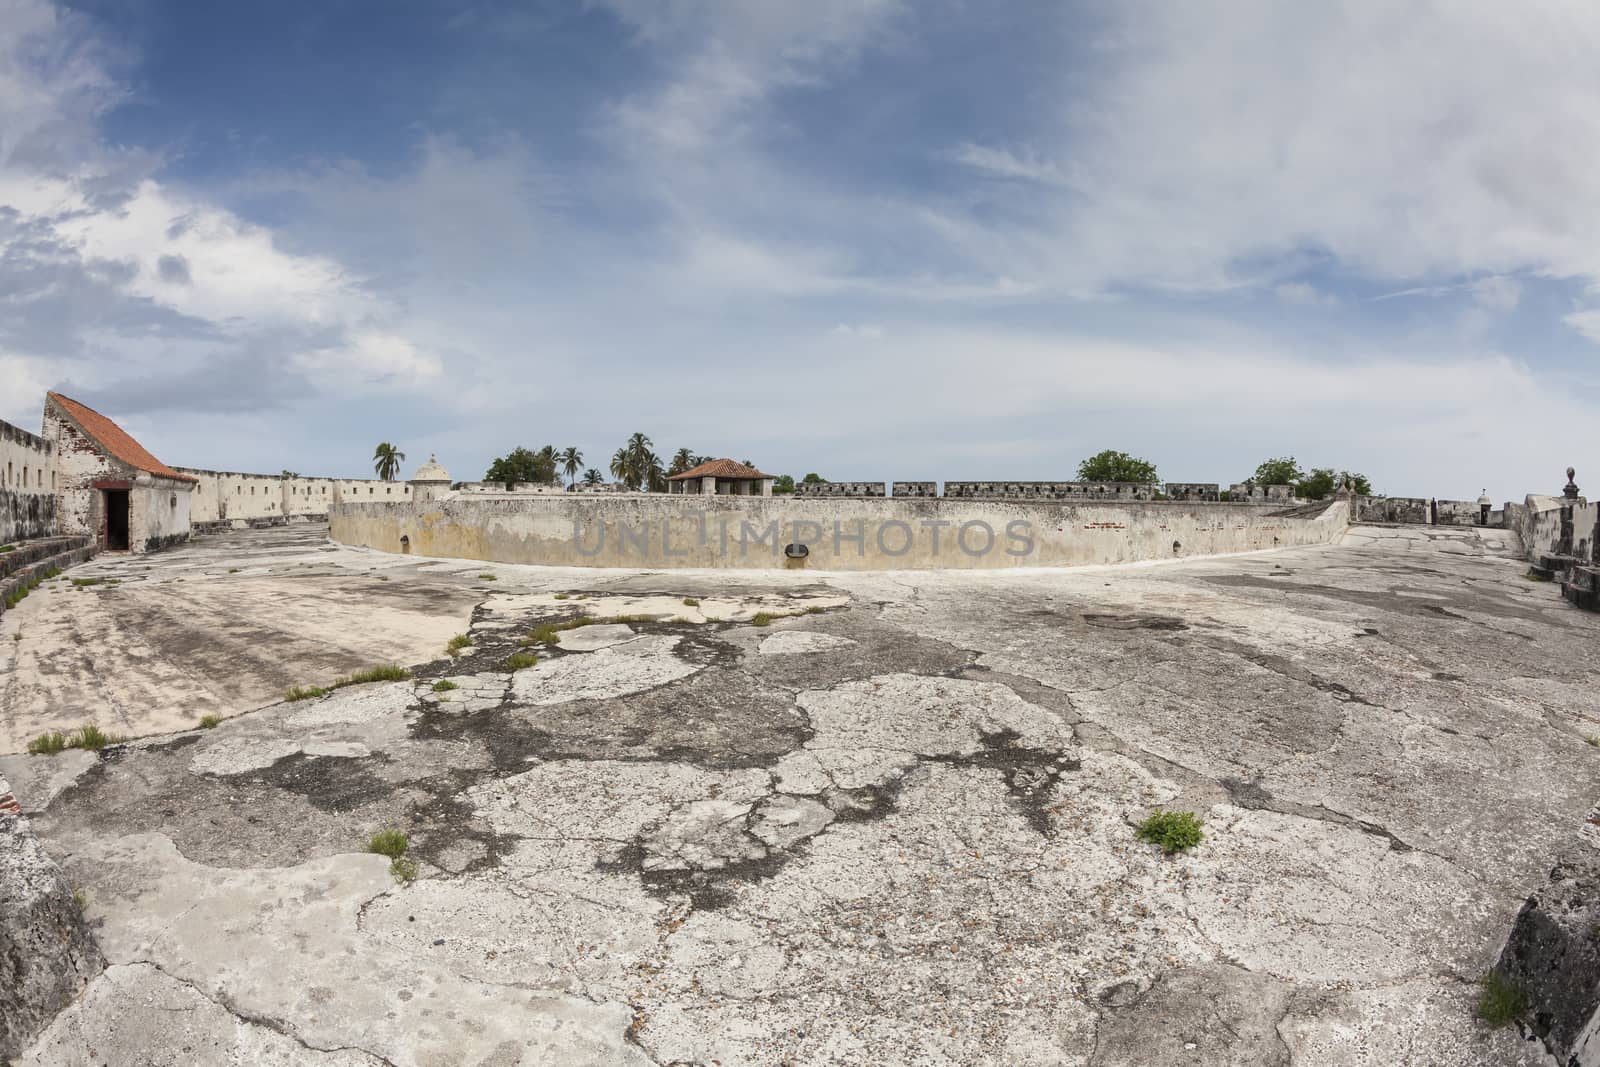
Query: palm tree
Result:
<box><xmin>624</xmin><ymin>433</ymin><xmax>654</xmax><ymax>492</ymax></box>
<box><xmin>669</xmin><ymin>448</ymin><xmax>695</xmax><ymax>475</ymax></box>
<box><xmin>372</xmin><ymin>443</ymin><xmax>405</xmax><ymax>482</ymax></box>
<box><xmin>610</xmin><ymin>447</ymin><xmax>632</xmax><ymax>489</ymax></box>
<box><xmin>535</xmin><ymin>445</ymin><xmax>558</xmax><ymax>484</ymax></box>
<box><xmin>559</xmin><ymin>446</ymin><xmax>584</xmax><ymax>490</ymax></box>
<box><xmin>582</xmin><ymin>468</ymin><xmax>603</xmax><ymax>487</ymax></box>
<box><xmin>644</xmin><ymin>450</ymin><xmax>667</xmax><ymax>493</ymax></box>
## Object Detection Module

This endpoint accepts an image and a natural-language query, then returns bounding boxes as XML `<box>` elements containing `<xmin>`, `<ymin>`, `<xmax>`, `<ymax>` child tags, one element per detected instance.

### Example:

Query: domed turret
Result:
<box><xmin>409</xmin><ymin>454</ymin><xmax>452</xmax><ymax>503</ymax></box>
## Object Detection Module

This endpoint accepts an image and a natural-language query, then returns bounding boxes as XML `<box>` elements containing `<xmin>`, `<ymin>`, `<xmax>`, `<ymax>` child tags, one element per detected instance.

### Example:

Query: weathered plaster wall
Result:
<box><xmin>131</xmin><ymin>478</ymin><xmax>192</xmax><ymax>553</ymax></box>
<box><xmin>0</xmin><ymin>419</ymin><xmax>56</xmax><ymax>544</ymax></box>
<box><xmin>177</xmin><ymin>469</ymin><xmax>404</xmax><ymax>526</ymax></box>
<box><xmin>330</xmin><ymin>495</ymin><xmax>1349</xmax><ymax>571</ymax></box>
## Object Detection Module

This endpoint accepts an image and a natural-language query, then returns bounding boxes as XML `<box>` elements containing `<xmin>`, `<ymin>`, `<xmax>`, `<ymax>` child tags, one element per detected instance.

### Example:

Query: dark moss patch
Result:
<box><xmin>252</xmin><ymin>753</ymin><xmax>397</xmax><ymax>813</ymax></box>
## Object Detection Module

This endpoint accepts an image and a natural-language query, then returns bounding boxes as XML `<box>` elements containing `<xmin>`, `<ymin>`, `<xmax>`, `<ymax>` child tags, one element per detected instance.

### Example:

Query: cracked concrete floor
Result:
<box><xmin>3</xmin><ymin>523</ymin><xmax>1597</xmax><ymax>1066</ymax></box>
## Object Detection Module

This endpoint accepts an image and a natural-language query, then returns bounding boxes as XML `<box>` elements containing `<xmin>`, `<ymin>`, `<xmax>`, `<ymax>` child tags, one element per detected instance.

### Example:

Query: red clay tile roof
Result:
<box><xmin>667</xmin><ymin>458</ymin><xmax>773</xmax><ymax>481</ymax></box>
<box><xmin>46</xmin><ymin>392</ymin><xmax>198</xmax><ymax>483</ymax></box>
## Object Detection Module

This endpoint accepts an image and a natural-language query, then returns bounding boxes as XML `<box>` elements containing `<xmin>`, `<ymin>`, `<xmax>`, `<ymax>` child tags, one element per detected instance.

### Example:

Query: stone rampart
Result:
<box><xmin>891</xmin><ymin>482</ymin><xmax>937</xmax><ymax>498</ymax></box>
<box><xmin>331</xmin><ymin>494</ymin><xmax>1349</xmax><ymax>571</ymax></box>
<box><xmin>942</xmin><ymin>481</ymin><xmax>1158</xmax><ymax>501</ymax></box>
<box><xmin>1226</xmin><ymin>484</ymin><xmax>1297</xmax><ymax>505</ymax></box>
<box><xmin>794</xmin><ymin>482</ymin><xmax>887</xmax><ymax>497</ymax></box>
<box><xmin>1164</xmin><ymin>483</ymin><xmax>1220</xmax><ymax>502</ymax></box>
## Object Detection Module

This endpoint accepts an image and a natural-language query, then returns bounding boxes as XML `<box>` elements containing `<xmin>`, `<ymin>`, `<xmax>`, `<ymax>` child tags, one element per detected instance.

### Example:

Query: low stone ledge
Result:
<box><xmin>0</xmin><ymin>544</ymin><xmax>98</xmax><ymax>620</ymax></box>
<box><xmin>0</xmin><ymin>789</ymin><xmax>104</xmax><ymax>1060</ymax></box>
<box><xmin>1493</xmin><ymin>814</ymin><xmax>1600</xmax><ymax>1065</ymax></box>
<box><xmin>0</xmin><ymin>538</ymin><xmax>92</xmax><ymax>581</ymax></box>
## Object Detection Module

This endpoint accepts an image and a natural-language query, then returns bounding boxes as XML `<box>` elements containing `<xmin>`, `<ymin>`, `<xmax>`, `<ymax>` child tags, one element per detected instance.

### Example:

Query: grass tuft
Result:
<box><xmin>285</xmin><ymin>664</ymin><xmax>409</xmax><ymax>703</ymax></box>
<box><xmin>28</xmin><ymin>731</ymin><xmax>68</xmax><ymax>755</ymax></box>
<box><xmin>1135</xmin><ymin>810</ymin><xmax>1205</xmax><ymax>854</ymax></box>
<box><xmin>227</xmin><ymin>568</ymin><xmax>239</xmax><ymax>574</ymax></box>
<box><xmin>432</xmin><ymin>679</ymin><xmax>459</xmax><ymax>693</ymax></box>
<box><xmin>339</xmin><ymin>664</ymin><xmax>410</xmax><ymax>685</ymax></box>
<box><xmin>30</xmin><ymin>725</ymin><xmax>122</xmax><ymax>754</ymax></box>
<box><xmin>682</xmin><ymin>597</ymin><xmax>700</xmax><ymax>607</ymax></box>
<box><xmin>389</xmin><ymin>856</ymin><xmax>419</xmax><ymax>882</ymax></box>
<box><xmin>71</xmin><ymin>724</ymin><xmax>117</xmax><ymax>750</ymax></box>
<box><xmin>750</xmin><ymin>611</ymin><xmax>775</xmax><ymax>627</ymax></box>
<box><xmin>70</xmin><ymin>577</ymin><xmax>104</xmax><ymax>588</ymax></box>
<box><xmin>504</xmin><ymin>651</ymin><xmax>539</xmax><ymax>670</ymax></box>
<box><xmin>1476</xmin><ymin>970</ymin><xmax>1526</xmax><ymax>1027</ymax></box>
<box><xmin>445</xmin><ymin>633</ymin><xmax>472</xmax><ymax>657</ymax></box>
<box><xmin>72</xmin><ymin>887</ymin><xmax>86</xmax><ymax>912</ymax></box>
<box><xmin>367</xmin><ymin>828</ymin><xmax>409</xmax><ymax>858</ymax></box>
<box><xmin>553</xmin><ymin>593</ymin><xmax>570</xmax><ymax>600</ymax></box>
<box><xmin>526</xmin><ymin>613</ymin><xmax>659</xmax><ymax>647</ymax></box>
<box><xmin>1586</xmin><ymin>735</ymin><xmax>1600</xmax><ymax>748</ymax></box>
<box><xmin>479</xmin><ymin>573</ymin><xmax>497</xmax><ymax>581</ymax></box>
<box><xmin>198</xmin><ymin>713</ymin><xmax>222</xmax><ymax>730</ymax></box>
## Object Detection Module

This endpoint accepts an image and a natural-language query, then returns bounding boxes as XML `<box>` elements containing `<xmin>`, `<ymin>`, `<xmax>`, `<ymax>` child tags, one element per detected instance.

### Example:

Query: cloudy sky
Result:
<box><xmin>3</xmin><ymin>0</ymin><xmax>1599</xmax><ymax>499</ymax></box>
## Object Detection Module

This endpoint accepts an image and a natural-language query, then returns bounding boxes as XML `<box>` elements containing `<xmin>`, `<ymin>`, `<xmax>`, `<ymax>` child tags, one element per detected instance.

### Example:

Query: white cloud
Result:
<box><xmin>0</xmin><ymin>0</ymin><xmax>438</xmax><ymax>411</ymax></box>
<box><xmin>600</xmin><ymin>0</ymin><xmax>905</xmax><ymax>154</ymax></box>
<box><xmin>1563</xmin><ymin>308</ymin><xmax>1600</xmax><ymax>345</ymax></box>
<box><xmin>951</xmin><ymin>144</ymin><xmax>1068</xmax><ymax>185</ymax></box>
<box><xmin>1274</xmin><ymin>282</ymin><xmax>1337</xmax><ymax>307</ymax></box>
<box><xmin>1040</xmin><ymin>1</ymin><xmax>1600</xmax><ymax>292</ymax></box>
<box><xmin>1470</xmin><ymin>275</ymin><xmax>1522</xmax><ymax>313</ymax></box>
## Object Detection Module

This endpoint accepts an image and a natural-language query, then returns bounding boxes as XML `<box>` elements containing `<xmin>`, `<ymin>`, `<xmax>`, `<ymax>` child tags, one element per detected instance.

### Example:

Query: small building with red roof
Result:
<box><xmin>43</xmin><ymin>392</ymin><xmax>197</xmax><ymax>553</ymax></box>
<box><xmin>666</xmin><ymin>459</ymin><xmax>775</xmax><ymax>497</ymax></box>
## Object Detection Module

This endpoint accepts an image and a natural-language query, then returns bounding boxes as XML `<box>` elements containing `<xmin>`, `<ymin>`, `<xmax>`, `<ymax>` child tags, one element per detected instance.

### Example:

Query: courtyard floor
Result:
<box><xmin>1</xmin><ymin>522</ymin><xmax>1595</xmax><ymax>1065</ymax></box>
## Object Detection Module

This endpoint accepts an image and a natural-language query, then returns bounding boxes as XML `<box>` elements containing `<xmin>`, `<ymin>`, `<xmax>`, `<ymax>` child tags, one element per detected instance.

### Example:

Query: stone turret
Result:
<box><xmin>409</xmin><ymin>454</ymin><xmax>452</xmax><ymax>504</ymax></box>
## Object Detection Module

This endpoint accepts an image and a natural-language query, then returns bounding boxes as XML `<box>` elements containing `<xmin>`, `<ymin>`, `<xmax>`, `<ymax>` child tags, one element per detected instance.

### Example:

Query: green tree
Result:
<box><xmin>609</xmin><ymin>433</ymin><xmax>659</xmax><ymax>491</ymax></box>
<box><xmin>801</xmin><ymin>472</ymin><xmax>825</xmax><ymax>484</ymax></box>
<box><xmin>559</xmin><ymin>447</ymin><xmax>584</xmax><ymax>490</ymax></box>
<box><xmin>669</xmin><ymin>448</ymin><xmax>696</xmax><ymax>475</ymax></box>
<box><xmin>1298</xmin><ymin>468</ymin><xmax>1373</xmax><ymax>499</ymax></box>
<box><xmin>1076</xmin><ymin>450</ymin><xmax>1159</xmax><ymax>484</ymax></box>
<box><xmin>485</xmin><ymin>447</ymin><xmax>556</xmax><ymax>489</ymax></box>
<box><xmin>372</xmin><ymin>443</ymin><xmax>406</xmax><ymax>482</ymax></box>
<box><xmin>645</xmin><ymin>452</ymin><xmax>667</xmax><ymax>493</ymax></box>
<box><xmin>772</xmin><ymin>474</ymin><xmax>797</xmax><ymax>494</ymax></box>
<box><xmin>1248</xmin><ymin>457</ymin><xmax>1304</xmax><ymax>487</ymax></box>
<box><xmin>582</xmin><ymin>468</ymin><xmax>604</xmax><ymax>487</ymax></box>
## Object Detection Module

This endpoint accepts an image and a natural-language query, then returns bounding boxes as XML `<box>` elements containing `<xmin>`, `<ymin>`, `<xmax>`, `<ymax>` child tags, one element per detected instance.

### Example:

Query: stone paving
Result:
<box><xmin>2</xmin><ymin>523</ymin><xmax>1596</xmax><ymax>1065</ymax></box>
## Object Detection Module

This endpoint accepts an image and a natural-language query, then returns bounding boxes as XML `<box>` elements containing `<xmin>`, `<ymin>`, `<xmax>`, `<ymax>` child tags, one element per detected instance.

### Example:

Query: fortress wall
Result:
<box><xmin>0</xmin><ymin>419</ymin><xmax>56</xmax><ymax>544</ymax></box>
<box><xmin>330</xmin><ymin>494</ymin><xmax>1349</xmax><ymax>571</ymax></box>
<box><xmin>176</xmin><ymin>469</ymin><xmax>406</xmax><ymax>526</ymax></box>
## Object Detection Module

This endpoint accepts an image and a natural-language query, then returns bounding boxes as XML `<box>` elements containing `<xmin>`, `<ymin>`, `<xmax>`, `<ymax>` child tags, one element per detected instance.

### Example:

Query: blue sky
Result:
<box><xmin>4</xmin><ymin>0</ymin><xmax>1600</xmax><ymax>499</ymax></box>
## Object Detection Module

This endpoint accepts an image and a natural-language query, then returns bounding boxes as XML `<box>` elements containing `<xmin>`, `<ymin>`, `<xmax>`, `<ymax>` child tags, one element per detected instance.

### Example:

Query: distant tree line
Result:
<box><xmin>1246</xmin><ymin>457</ymin><xmax>1372</xmax><ymax>499</ymax></box>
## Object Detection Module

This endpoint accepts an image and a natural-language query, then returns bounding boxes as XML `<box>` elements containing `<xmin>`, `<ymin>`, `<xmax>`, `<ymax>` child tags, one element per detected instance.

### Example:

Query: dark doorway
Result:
<box><xmin>104</xmin><ymin>489</ymin><xmax>130</xmax><ymax>550</ymax></box>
